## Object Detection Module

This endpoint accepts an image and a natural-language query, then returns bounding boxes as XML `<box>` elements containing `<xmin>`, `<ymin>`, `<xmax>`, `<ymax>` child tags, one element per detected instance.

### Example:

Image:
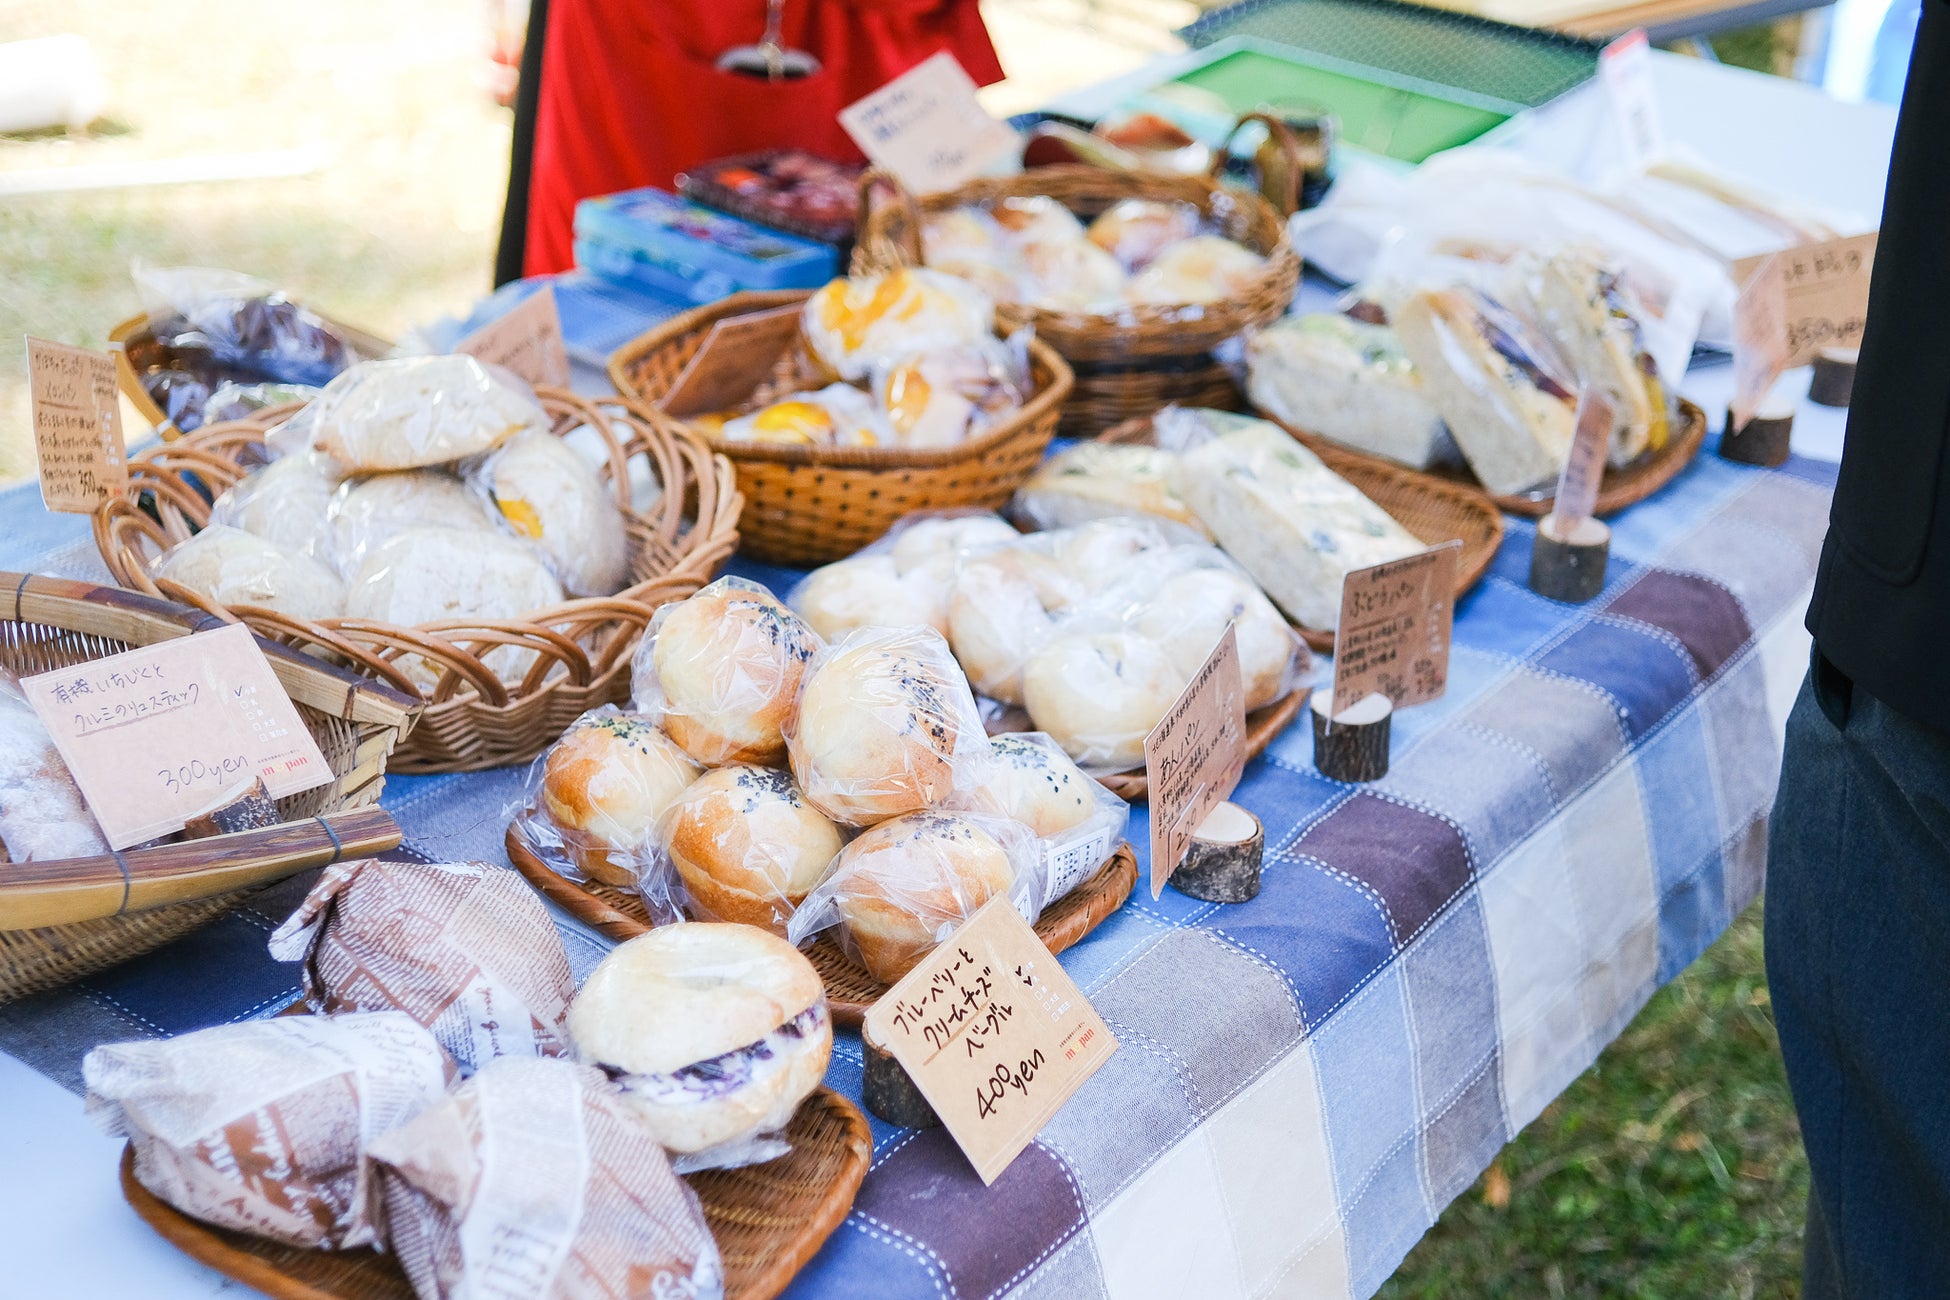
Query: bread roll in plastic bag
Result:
<box><xmin>206</xmin><ymin>451</ymin><xmax>346</xmax><ymax>561</ymax></box>
<box><xmin>652</xmin><ymin>765</ymin><xmax>845</xmax><ymax>935</ymax></box>
<box><xmin>1011</xmin><ymin>441</ymin><xmax>1209</xmax><ymax>539</ymax></box>
<box><xmin>1020</xmin><ymin>627</ymin><xmax>1184</xmax><ymax>773</ymax></box>
<box><xmin>953</xmin><ymin>732</ymin><xmax>1130</xmax><ymax>904</ymax></box>
<box><xmin>151</xmin><ymin>524</ymin><xmax>347</xmax><ymax>621</ymax></box>
<box><xmin>471</xmin><ymin>427</ymin><xmax>630</xmax><ymax>596</ymax></box>
<box><xmin>631</xmin><ymin>576</ymin><xmax>821</xmax><ymax>767</ymax></box>
<box><xmin>133</xmin><ymin>262</ymin><xmax>365</xmax><ymax>389</ymax></box>
<box><xmin>787</xmin><ymin>509</ymin><xmax>1019</xmax><ymax>641</ymax></box>
<box><xmin>870</xmin><ymin>330</ymin><xmax>1030</xmax><ymax>449</ymax></box>
<box><xmin>0</xmin><ymin>664</ymin><xmax>108</xmax><ymax>862</ymax></box>
<box><xmin>85</xmin><ymin>1012</ymin><xmax>453</xmax><ymax>1250</ymax></box>
<box><xmin>326</xmin><ymin>469</ymin><xmax>504</xmax><ymax>576</ymax></box>
<box><xmin>1086</xmin><ymin>198</ymin><xmax>1202</xmax><ymax>271</ymax></box>
<box><xmin>274</xmin><ymin>355</ymin><xmax>549</xmax><ymax>472</ymax></box>
<box><xmin>785</xmin><ymin>624</ymin><xmax>994</xmax><ymax>827</ymax></box>
<box><xmin>787</xmin><ymin>809</ymin><xmax>1045</xmax><ymax>983</ymax></box>
<box><xmin>718</xmin><ymin>382</ymin><xmax>893</xmax><ymax>448</ymax></box>
<box><xmin>801</xmin><ymin>267</ymin><xmax>994</xmax><ymax>382</ymax></box>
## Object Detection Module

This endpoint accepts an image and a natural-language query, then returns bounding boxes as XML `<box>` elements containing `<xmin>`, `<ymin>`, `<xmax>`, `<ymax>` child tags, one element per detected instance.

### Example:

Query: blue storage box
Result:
<box><xmin>573</xmin><ymin>187</ymin><xmax>838</xmax><ymax>304</ymax></box>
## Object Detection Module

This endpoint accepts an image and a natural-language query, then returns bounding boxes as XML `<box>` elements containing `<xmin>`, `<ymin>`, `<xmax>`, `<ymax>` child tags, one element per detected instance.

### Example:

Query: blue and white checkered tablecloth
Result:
<box><xmin>0</xmin><ymin>274</ymin><xmax>1835</xmax><ymax>1299</ymax></box>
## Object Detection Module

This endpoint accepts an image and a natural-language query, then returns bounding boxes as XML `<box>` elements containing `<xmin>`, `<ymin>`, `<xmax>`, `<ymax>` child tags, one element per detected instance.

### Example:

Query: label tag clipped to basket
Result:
<box><xmin>659</xmin><ymin>304</ymin><xmax>804</xmax><ymax>419</ymax></box>
<box><xmin>455</xmin><ymin>285</ymin><xmax>571</xmax><ymax>389</ymax></box>
<box><xmin>839</xmin><ymin>51</ymin><xmax>1018</xmax><ymax>193</ymax></box>
<box><xmin>1144</xmin><ymin>624</ymin><xmax>1246</xmax><ymax>900</ymax></box>
<box><xmin>866</xmin><ymin>895</ymin><xmax>1117</xmax><ymax>1185</ymax></box>
<box><xmin>21</xmin><ymin>623</ymin><xmax>332</xmax><ymax>849</ymax></box>
<box><xmin>26</xmin><ymin>337</ymin><xmax>127</xmax><ymax>514</ymax></box>
<box><xmin>1332</xmin><ymin>540</ymin><xmax>1461</xmax><ymax>719</ymax></box>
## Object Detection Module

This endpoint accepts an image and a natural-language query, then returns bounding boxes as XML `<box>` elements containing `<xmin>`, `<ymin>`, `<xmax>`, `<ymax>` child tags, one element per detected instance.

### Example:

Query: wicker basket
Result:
<box><xmin>0</xmin><ymin>574</ymin><xmax>417</xmax><ymax>1003</ymax></box>
<box><xmin>609</xmin><ymin>290</ymin><xmax>1072</xmax><ymax>566</ymax></box>
<box><xmin>851</xmin><ymin>147</ymin><xmax>1300</xmax><ymax>436</ymax></box>
<box><xmin>108</xmin><ymin>310</ymin><xmax>392</xmax><ymax>440</ymax></box>
<box><xmin>93</xmin><ymin>388</ymin><xmax>741</xmax><ymax>773</ymax></box>
<box><xmin>121</xmin><ymin>1086</ymin><xmax>873</xmax><ymax>1300</ymax></box>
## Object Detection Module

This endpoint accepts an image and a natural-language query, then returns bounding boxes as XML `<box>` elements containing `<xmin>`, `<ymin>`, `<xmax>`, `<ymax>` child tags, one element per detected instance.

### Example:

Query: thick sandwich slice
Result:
<box><xmin>1521</xmin><ymin>248</ymin><xmax>1671</xmax><ymax>465</ymax></box>
<box><xmin>1245</xmin><ymin>313</ymin><xmax>1455</xmax><ymax>471</ymax></box>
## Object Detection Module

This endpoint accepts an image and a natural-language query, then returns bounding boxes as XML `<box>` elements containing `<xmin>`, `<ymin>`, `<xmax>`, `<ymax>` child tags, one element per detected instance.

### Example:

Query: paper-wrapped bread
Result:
<box><xmin>368</xmin><ymin>1056</ymin><xmax>724</xmax><ymax>1300</ymax></box>
<box><xmin>268</xmin><ymin>858</ymin><xmax>575</xmax><ymax>1075</ymax></box>
<box><xmin>85</xmin><ymin>1012</ymin><xmax>453</xmax><ymax>1249</ymax></box>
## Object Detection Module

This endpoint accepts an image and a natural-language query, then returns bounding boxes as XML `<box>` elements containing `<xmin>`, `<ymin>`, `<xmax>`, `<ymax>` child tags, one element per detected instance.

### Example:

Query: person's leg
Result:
<box><xmin>1767</xmin><ymin>650</ymin><xmax>1950</xmax><ymax>1297</ymax></box>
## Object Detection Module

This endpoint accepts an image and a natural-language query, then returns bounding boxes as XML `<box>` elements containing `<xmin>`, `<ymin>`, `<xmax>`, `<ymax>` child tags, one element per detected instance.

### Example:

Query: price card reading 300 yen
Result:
<box><xmin>1332</xmin><ymin>541</ymin><xmax>1463</xmax><ymax>719</ymax></box>
<box><xmin>20</xmin><ymin>623</ymin><xmax>332</xmax><ymax>850</ymax></box>
<box><xmin>866</xmin><ymin>897</ymin><xmax>1118</xmax><ymax>1185</ymax></box>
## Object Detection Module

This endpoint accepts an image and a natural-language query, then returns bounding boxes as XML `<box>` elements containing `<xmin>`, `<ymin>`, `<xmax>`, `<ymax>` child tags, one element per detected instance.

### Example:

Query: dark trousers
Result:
<box><xmin>1767</xmin><ymin>649</ymin><xmax>1950</xmax><ymax>1297</ymax></box>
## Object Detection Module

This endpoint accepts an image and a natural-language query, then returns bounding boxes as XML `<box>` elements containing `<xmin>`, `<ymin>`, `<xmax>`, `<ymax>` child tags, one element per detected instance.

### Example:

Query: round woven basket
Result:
<box><xmin>92</xmin><ymin>389</ymin><xmax>741</xmax><ymax>772</ymax></box>
<box><xmin>609</xmin><ymin>290</ymin><xmax>1072</xmax><ymax>566</ymax></box>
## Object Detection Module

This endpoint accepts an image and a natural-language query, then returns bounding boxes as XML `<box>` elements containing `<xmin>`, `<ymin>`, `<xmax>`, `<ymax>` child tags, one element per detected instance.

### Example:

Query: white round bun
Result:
<box><xmin>829</xmin><ymin>812</ymin><xmax>1018</xmax><ymax>983</ymax></box>
<box><xmin>482</xmin><ymin>428</ymin><xmax>629</xmax><ymax>597</ymax></box>
<box><xmin>212</xmin><ymin>453</ymin><xmax>342</xmax><ymax>558</ymax></box>
<box><xmin>328</xmin><ymin>469</ymin><xmax>501</xmax><ymax>572</ymax></box>
<box><xmin>152</xmin><ymin>525</ymin><xmax>346</xmax><ymax>622</ymax></box>
<box><xmin>540</xmin><ymin>711</ymin><xmax>702</xmax><ymax>885</ymax></box>
<box><xmin>946</xmin><ymin>553</ymin><xmax>1062</xmax><ymax>706</ymax></box>
<box><xmin>1135</xmin><ymin>568</ymin><xmax>1298</xmax><ymax>712</ymax></box>
<box><xmin>647</xmin><ymin>579</ymin><xmax>819</xmax><ymax>766</ymax></box>
<box><xmin>569</xmin><ymin>923</ymin><xmax>831</xmax><ymax>1154</ymax></box>
<box><xmin>977</xmin><ymin>733</ymin><xmax>1101</xmax><ymax>837</ymax></box>
<box><xmin>791</xmin><ymin>554</ymin><xmax>948</xmax><ymax>640</ymax></box>
<box><xmin>888</xmin><ymin>514</ymin><xmax>1020</xmax><ymax>575</ymax></box>
<box><xmin>663</xmin><ymin>766</ymin><xmax>842</xmax><ymax>934</ymax></box>
<box><xmin>1022</xmin><ymin>630</ymin><xmax>1182</xmax><ymax>771</ymax></box>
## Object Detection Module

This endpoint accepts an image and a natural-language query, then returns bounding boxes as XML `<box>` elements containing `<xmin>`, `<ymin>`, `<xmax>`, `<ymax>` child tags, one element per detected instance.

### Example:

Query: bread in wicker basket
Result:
<box><xmin>610</xmin><ymin>289</ymin><xmax>1073</xmax><ymax>566</ymax></box>
<box><xmin>93</xmin><ymin>388</ymin><xmax>741</xmax><ymax>773</ymax></box>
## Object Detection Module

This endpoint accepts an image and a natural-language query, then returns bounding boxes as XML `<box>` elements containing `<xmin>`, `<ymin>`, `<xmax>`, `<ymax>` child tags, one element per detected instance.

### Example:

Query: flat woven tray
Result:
<box><xmin>509</xmin><ymin>829</ymin><xmax>1138</xmax><ymax>1027</ymax></box>
<box><xmin>1099</xmin><ymin>416</ymin><xmax>1503</xmax><ymax>652</ymax></box>
<box><xmin>121</xmin><ymin>1086</ymin><xmax>872</xmax><ymax>1300</ymax></box>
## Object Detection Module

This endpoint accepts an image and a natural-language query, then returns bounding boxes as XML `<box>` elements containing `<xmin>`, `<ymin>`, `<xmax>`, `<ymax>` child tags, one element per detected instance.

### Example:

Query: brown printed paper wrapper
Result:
<box><xmin>84</xmin><ymin>1011</ymin><xmax>454</xmax><ymax>1249</ymax></box>
<box><xmin>368</xmin><ymin>1056</ymin><xmax>725</xmax><ymax>1300</ymax></box>
<box><xmin>269</xmin><ymin>858</ymin><xmax>575</xmax><ymax>1076</ymax></box>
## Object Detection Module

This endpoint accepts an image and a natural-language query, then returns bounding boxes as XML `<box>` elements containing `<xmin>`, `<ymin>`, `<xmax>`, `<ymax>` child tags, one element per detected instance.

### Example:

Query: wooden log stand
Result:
<box><xmin>1808</xmin><ymin>347</ymin><xmax>1858</xmax><ymax>408</ymax></box>
<box><xmin>1169</xmin><ymin>802</ymin><xmax>1266</xmax><ymax>903</ymax></box>
<box><xmin>1721</xmin><ymin>399</ymin><xmax>1794</xmax><ymax>467</ymax></box>
<box><xmin>1311</xmin><ymin>689</ymin><xmax>1392</xmax><ymax>784</ymax></box>
<box><xmin>1529</xmin><ymin>512</ymin><xmax>1610</xmax><ymax>604</ymax></box>
<box><xmin>862</xmin><ymin>1025</ymin><xmax>939</xmax><ymax>1129</ymax></box>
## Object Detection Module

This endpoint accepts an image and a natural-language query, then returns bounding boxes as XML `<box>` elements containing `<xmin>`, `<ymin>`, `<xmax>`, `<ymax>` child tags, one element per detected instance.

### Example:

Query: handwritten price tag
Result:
<box><xmin>26</xmin><ymin>337</ymin><xmax>127</xmax><ymax>514</ymax></box>
<box><xmin>1554</xmin><ymin>387</ymin><xmax>1616</xmax><ymax>528</ymax></box>
<box><xmin>866</xmin><ymin>896</ymin><xmax>1116</xmax><ymax>1185</ymax></box>
<box><xmin>1143</xmin><ymin>624</ymin><xmax>1246</xmax><ymax>900</ymax></box>
<box><xmin>839</xmin><ymin>51</ymin><xmax>1018</xmax><ymax>194</ymax></box>
<box><xmin>455</xmin><ymin>285</ymin><xmax>571</xmax><ymax>389</ymax></box>
<box><xmin>1730</xmin><ymin>251</ymin><xmax>1790</xmax><ymax>432</ymax></box>
<box><xmin>1599</xmin><ymin>30</ymin><xmax>1664</xmax><ymax>173</ymax></box>
<box><xmin>1332</xmin><ymin>541</ymin><xmax>1461</xmax><ymax>719</ymax></box>
<box><xmin>20</xmin><ymin>623</ymin><xmax>331</xmax><ymax>849</ymax></box>
<box><xmin>658</xmin><ymin>304</ymin><xmax>805</xmax><ymax>419</ymax></box>
<box><xmin>1734</xmin><ymin>232</ymin><xmax>1877</xmax><ymax>374</ymax></box>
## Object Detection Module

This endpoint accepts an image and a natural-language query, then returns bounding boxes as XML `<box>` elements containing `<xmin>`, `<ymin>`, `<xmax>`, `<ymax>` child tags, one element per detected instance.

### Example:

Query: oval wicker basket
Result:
<box><xmin>0</xmin><ymin>574</ymin><xmax>418</xmax><ymax>1004</ymax></box>
<box><xmin>609</xmin><ymin>289</ymin><xmax>1072</xmax><ymax>566</ymax></box>
<box><xmin>92</xmin><ymin>388</ymin><xmax>741</xmax><ymax>773</ymax></box>
<box><xmin>851</xmin><ymin>148</ymin><xmax>1300</xmax><ymax>435</ymax></box>
<box><xmin>122</xmin><ymin>1085</ymin><xmax>873</xmax><ymax>1300</ymax></box>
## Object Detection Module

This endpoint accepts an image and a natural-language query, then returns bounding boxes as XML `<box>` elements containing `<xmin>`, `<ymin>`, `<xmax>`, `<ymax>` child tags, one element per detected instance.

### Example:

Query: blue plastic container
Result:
<box><xmin>573</xmin><ymin>187</ymin><xmax>838</xmax><ymax>304</ymax></box>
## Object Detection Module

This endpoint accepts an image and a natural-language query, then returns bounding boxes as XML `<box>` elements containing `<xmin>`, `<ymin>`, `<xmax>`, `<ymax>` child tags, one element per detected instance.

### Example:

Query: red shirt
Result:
<box><xmin>525</xmin><ymin>0</ymin><xmax>1004</xmax><ymax>276</ymax></box>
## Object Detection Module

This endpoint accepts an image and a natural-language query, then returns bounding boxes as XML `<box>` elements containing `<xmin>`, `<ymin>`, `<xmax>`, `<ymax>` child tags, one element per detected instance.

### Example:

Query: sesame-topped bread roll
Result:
<box><xmin>539</xmin><ymin>708</ymin><xmax>702</xmax><ymax>886</ymax></box>
<box><xmin>659</xmin><ymin>765</ymin><xmax>843</xmax><ymax>935</ymax></box>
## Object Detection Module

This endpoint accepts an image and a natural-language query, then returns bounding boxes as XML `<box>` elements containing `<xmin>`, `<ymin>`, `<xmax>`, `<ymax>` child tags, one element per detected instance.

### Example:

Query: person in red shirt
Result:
<box><xmin>504</xmin><ymin>0</ymin><xmax>1004</xmax><ymax>279</ymax></box>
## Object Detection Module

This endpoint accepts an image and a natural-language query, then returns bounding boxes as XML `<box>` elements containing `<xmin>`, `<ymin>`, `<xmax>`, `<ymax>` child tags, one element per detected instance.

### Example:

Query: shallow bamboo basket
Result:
<box><xmin>0</xmin><ymin>574</ymin><xmax>417</xmax><ymax>1002</ymax></box>
<box><xmin>609</xmin><ymin>290</ymin><xmax>1072</xmax><ymax>566</ymax></box>
<box><xmin>510</xmin><ymin>829</ymin><xmax>1138</xmax><ymax>1028</ymax></box>
<box><xmin>93</xmin><ymin>388</ymin><xmax>741</xmax><ymax>772</ymax></box>
<box><xmin>122</xmin><ymin>1085</ymin><xmax>873</xmax><ymax>1300</ymax></box>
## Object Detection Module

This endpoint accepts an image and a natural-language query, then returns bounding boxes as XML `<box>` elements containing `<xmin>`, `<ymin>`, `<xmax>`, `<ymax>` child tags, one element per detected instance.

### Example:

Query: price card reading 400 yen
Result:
<box><xmin>1332</xmin><ymin>541</ymin><xmax>1463</xmax><ymax>719</ymax></box>
<box><xmin>866</xmin><ymin>896</ymin><xmax>1118</xmax><ymax>1185</ymax></box>
<box><xmin>20</xmin><ymin>623</ymin><xmax>332</xmax><ymax>850</ymax></box>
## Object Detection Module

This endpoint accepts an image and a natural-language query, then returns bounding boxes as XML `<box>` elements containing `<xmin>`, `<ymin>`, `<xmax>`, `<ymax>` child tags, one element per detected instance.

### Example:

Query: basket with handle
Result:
<box><xmin>608</xmin><ymin>290</ymin><xmax>1072</xmax><ymax>566</ymax></box>
<box><xmin>92</xmin><ymin>387</ymin><xmax>742</xmax><ymax>773</ymax></box>
<box><xmin>0</xmin><ymin>573</ymin><xmax>419</xmax><ymax>1003</ymax></box>
<box><xmin>850</xmin><ymin>119</ymin><xmax>1303</xmax><ymax>435</ymax></box>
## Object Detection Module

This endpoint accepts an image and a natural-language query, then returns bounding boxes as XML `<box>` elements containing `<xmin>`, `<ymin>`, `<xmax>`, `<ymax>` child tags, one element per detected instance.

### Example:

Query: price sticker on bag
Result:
<box><xmin>1734</xmin><ymin>232</ymin><xmax>1878</xmax><ymax>372</ymax></box>
<box><xmin>1144</xmin><ymin>624</ymin><xmax>1246</xmax><ymax>899</ymax></box>
<box><xmin>455</xmin><ymin>285</ymin><xmax>571</xmax><ymax>389</ymax></box>
<box><xmin>20</xmin><ymin>623</ymin><xmax>332</xmax><ymax>849</ymax></box>
<box><xmin>26</xmin><ymin>337</ymin><xmax>127</xmax><ymax>514</ymax></box>
<box><xmin>866</xmin><ymin>896</ymin><xmax>1117</xmax><ymax>1185</ymax></box>
<box><xmin>839</xmin><ymin>51</ymin><xmax>1018</xmax><ymax>194</ymax></box>
<box><xmin>1332</xmin><ymin>541</ymin><xmax>1462</xmax><ymax>719</ymax></box>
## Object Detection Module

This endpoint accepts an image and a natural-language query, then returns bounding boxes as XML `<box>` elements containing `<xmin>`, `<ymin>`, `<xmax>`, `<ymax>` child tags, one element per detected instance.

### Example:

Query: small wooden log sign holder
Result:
<box><xmin>1529</xmin><ymin>388</ymin><xmax>1612</xmax><ymax>604</ymax></box>
<box><xmin>1721</xmin><ymin>398</ymin><xmax>1795</xmax><ymax>467</ymax></box>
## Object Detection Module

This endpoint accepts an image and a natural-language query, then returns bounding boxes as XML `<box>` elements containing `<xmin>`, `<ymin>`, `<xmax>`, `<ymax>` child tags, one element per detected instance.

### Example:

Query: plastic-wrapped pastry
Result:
<box><xmin>527</xmin><ymin>706</ymin><xmax>702</xmax><ymax>897</ymax></box>
<box><xmin>945</xmin><ymin>549</ymin><xmax>1070</xmax><ymax>706</ymax></box>
<box><xmin>959</xmin><ymin>731</ymin><xmax>1130</xmax><ymax>903</ymax></box>
<box><xmin>657</xmin><ymin>765</ymin><xmax>843</xmax><ymax>934</ymax></box>
<box><xmin>789</xmin><ymin>554</ymin><xmax>949</xmax><ymax>640</ymax></box>
<box><xmin>885</xmin><ymin>511</ymin><xmax>1022</xmax><ymax>572</ymax></box>
<box><xmin>268</xmin><ymin>858</ymin><xmax>575</xmax><ymax>1076</ymax></box>
<box><xmin>788</xmin><ymin>810</ymin><xmax>1042</xmax><ymax>983</ymax></box>
<box><xmin>1516</xmin><ymin>247</ymin><xmax>1672</xmax><ymax>465</ymax></box>
<box><xmin>151</xmin><ymin>524</ymin><xmax>347</xmax><ymax>621</ymax></box>
<box><xmin>991</xmin><ymin>195</ymin><xmax>1088</xmax><ymax>248</ymax></box>
<box><xmin>1086</xmin><ymin>198</ymin><xmax>1202</xmax><ymax>271</ymax></box>
<box><xmin>327</xmin><ymin>470</ymin><xmax>503</xmax><ymax>576</ymax></box>
<box><xmin>0</xmin><ymin>665</ymin><xmax>108</xmax><ymax>862</ymax></box>
<box><xmin>1013</xmin><ymin>442</ymin><xmax>1208</xmax><ymax>537</ymax></box>
<box><xmin>871</xmin><ymin>335</ymin><xmax>1028</xmax><ymax>448</ymax></box>
<box><xmin>206</xmin><ymin>452</ymin><xmax>345</xmax><ymax>560</ymax></box>
<box><xmin>569</xmin><ymin>924</ymin><xmax>831</xmax><ymax>1167</ymax></box>
<box><xmin>786</xmin><ymin>625</ymin><xmax>992</xmax><ymax>827</ymax></box>
<box><xmin>295</xmin><ymin>355</ymin><xmax>549</xmax><ymax>472</ymax></box>
<box><xmin>718</xmin><ymin>383</ymin><xmax>892</xmax><ymax>448</ymax></box>
<box><xmin>85</xmin><ymin>1012</ymin><xmax>453</xmax><ymax>1250</ymax></box>
<box><xmin>475</xmin><ymin>428</ymin><xmax>630</xmax><ymax>596</ymax></box>
<box><xmin>1164</xmin><ymin>409</ymin><xmax>1425</xmax><ymax>630</ymax></box>
<box><xmin>1053</xmin><ymin>516</ymin><xmax>1176</xmax><ymax>595</ymax></box>
<box><xmin>1022</xmin><ymin>630</ymin><xmax>1183</xmax><ymax>771</ymax></box>
<box><xmin>1128</xmin><ymin>561</ymin><xmax>1305</xmax><ymax>712</ymax></box>
<box><xmin>367</xmin><ymin>1056</ymin><xmax>725</xmax><ymax>1299</ymax></box>
<box><xmin>1245</xmin><ymin>313</ymin><xmax>1454</xmax><ymax>471</ymax></box>
<box><xmin>1127</xmin><ymin>235</ymin><xmax>1267</xmax><ymax>306</ymax></box>
<box><xmin>801</xmin><ymin>268</ymin><xmax>993</xmax><ymax>382</ymax></box>
<box><xmin>631</xmin><ymin>576</ymin><xmax>820</xmax><ymax>767</ymax></box>
<box><xmin>922</xmin><ymin>207</ymin><xmax>1010</xmax><ymax>265</ymax></box>
<box><xmin>1019</xmin><ymin>238</ymin><xmax>1128</xmax><ymax>312</ymax></box>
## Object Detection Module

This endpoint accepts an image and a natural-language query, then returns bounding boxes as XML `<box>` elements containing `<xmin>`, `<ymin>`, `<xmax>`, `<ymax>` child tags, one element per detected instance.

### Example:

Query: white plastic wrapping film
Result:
<box><xmin>653</xmin><ymin>765</ymin><xmax>845</xmax><ymax>937</ymax></box>
<box><xmin>0</xmin><ymin>662</ymin><xmax>109</xmax><ymax>862</ymax></box>
<box><xmin>273</xmin><ymin>355</ymin><xmax>549</xmax><ymax>473</ymax></box>
<box><xmin>801</xmin><ymin>267</ymin><xmax>995</xmax><ymax>382</ymax></box>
